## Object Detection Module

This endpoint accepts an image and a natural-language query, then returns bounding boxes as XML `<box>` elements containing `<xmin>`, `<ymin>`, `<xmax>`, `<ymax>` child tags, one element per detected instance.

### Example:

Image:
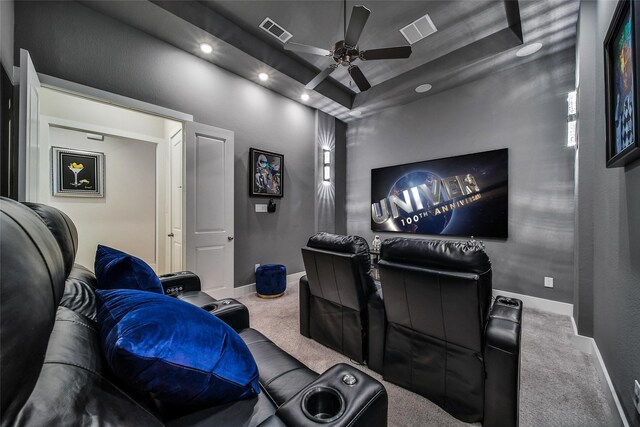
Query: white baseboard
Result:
<box><xmin>569</xmin><ymin>318</ymin><xmax>629</xmax><ymax>427</ymax></box>
<box><xmin>493</xmin><ymin>289</ymin><xmax>574</xmax><ymax>316</ymax></box>
<box><xmin>234</xmin><ymin>271</ymin><xmax>305</xmax><ymax>298</ymax></box>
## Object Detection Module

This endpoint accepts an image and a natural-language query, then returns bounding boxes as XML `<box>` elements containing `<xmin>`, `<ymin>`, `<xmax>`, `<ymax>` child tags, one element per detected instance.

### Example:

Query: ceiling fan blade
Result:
<box><xmin>344</xmin><ymin>5</ymin><xmax>371</xmax><ymax>47</ymax></box>
<box><xmin>348</xmin><ymin>66</ymin><xmax>371</xmax><ymax>92</ymax></box>
<box><xmin>284</xmin><ymin>42</ymin><xmax>331</xmax><ymax>57</ymax></box>
<box><xmin>305</xmin><ymin>66</ymin><xmax>337</xmax><ymax>90</ymax></box>
<box><xmin>361</xmin><ymin>46</ymin><xmax>413</xmax><ymax>60</ymax></box>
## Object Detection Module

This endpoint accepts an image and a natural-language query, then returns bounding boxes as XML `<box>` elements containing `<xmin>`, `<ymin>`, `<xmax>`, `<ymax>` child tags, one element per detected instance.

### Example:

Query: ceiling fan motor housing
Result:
<box><xmin>332</xmin><ymin>40</ymin><xmax>359</xmax><ymax>66</ymax></box>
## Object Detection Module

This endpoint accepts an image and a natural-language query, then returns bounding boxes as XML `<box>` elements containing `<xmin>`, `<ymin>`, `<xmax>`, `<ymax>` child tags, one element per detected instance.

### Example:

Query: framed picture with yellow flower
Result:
<box><xmin>51</xmin><ymin>147</ymin><xmax>105</xmax><ymax>197</ymax></box>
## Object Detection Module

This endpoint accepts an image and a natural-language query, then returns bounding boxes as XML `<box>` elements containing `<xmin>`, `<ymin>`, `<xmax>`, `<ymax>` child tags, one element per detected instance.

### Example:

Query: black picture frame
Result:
<box><xmin>604</xmin><ymin>0</ymin><xmax>640</xmax><ymax>168</ymax></box>
<box><xmin>249</xmin><ymin>148</ymin><xmax>284</xmax><ymax>198</ymax></box>
<box><xmin>52</xmin><ymin>147</ymin><xmax>105</xmax><ymax>197</ymax></box>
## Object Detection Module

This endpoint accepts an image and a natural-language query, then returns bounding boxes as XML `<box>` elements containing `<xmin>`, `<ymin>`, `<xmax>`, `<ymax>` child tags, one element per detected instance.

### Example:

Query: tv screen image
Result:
<box><xmin>370</xmin><ymin>148</ymin><xmax>508</xmax><ymax>238</ymax></box>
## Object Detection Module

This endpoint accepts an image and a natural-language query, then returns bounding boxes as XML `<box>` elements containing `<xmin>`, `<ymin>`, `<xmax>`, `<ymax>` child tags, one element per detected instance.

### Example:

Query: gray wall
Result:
<box><xmin>0</xmin><ymin>0</ymin><xmax>14</xmax><ymax>77</ymax></box>
<box><xmin>576</xmin><ymin>1</ymin><xmax>640</xmax><ymax>424</ymax></box>
<box><xmin>347</xmin><ymin>48</ymin><xmax>577</xmax><ymax>303</ymax></box>
<box><xmin>573</xmin><ymin>0</ymin><xmax>596</xmax><ymax>337</ymax></box>
<box><xmin>334</xmin><ymin>118</ymin><xmax>347</xmax><ymax>235</ymax></box>
<box><xmin>14</xmin><ymin>1</ymin><xmax>317</xmax><ymax>287</ymax></box>
<box><xmin>314</xmin><ymin>110</ymin><xmax>347</xmax><ymax>236</ymax></box>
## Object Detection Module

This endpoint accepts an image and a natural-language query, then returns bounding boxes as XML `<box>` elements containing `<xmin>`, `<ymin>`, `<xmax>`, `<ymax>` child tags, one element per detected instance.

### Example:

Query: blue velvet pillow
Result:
<box><xmin>94</xmin><ymin>245</ymin><xmax>163</xmax><ymax>294</ymax></box>
<box><xmin>96</xmin><ymin>289</ymin><xmax>260</xmax><ymax>406</ymax></box>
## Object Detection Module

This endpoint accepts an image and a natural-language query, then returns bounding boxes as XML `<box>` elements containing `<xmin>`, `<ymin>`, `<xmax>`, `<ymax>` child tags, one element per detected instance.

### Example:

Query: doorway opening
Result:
<box><xmin>19</xmin><ymin>49</ymin><xmax>236</xmax><ymax>298</ymax></box>
<box><xmin>37</xmin><ymin>88</ymin><xmax>183</xmax><ymax>275</ymax></box>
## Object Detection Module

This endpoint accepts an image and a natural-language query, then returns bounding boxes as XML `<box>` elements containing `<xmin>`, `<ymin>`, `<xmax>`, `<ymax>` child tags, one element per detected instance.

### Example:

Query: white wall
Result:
<box><xmin>36</xmin><ymin>88</ymin><xmax>181</xmax><ymax>271</ymax></box>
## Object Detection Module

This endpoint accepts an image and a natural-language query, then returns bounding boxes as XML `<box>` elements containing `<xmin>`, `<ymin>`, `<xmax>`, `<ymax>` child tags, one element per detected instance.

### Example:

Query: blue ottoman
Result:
<box><xmin>255</xmin><ymin>264</ymin><xmax>287</xmax><ymax>298</ymax></box>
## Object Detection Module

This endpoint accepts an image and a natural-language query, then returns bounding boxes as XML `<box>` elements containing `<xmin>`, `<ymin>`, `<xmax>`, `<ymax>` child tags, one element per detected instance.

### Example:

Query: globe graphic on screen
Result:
<box><xmin>388</xmin><ymin>171</ymin><xmax>454</xmax><ymax>234</ymax></box>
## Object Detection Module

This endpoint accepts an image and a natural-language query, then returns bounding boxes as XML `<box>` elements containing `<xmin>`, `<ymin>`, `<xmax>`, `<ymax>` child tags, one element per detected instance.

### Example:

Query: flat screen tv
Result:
<box><xmin>371</xmin><ymin>148</ymin><xmax>508</xmax><ymax>238</ymax></box>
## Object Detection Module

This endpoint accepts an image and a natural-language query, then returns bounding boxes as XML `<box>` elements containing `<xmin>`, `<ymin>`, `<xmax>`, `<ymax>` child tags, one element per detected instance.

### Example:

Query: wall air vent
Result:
<box><xmin>400</xmin><ymin>14</ymin><xmax>437</xmax><ymax>45</ymax></box>
<box><xmin>259</xmin><ymin>17</ymin><xmax>293</xmax><ymax>43</ymax></box>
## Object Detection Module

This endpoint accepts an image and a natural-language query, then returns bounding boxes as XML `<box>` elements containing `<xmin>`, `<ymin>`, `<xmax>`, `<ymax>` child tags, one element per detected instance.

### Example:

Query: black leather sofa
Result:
<box><xmin>0</xmin><ymin>199</ymin><xmax>388</xmax><ymax>426</ymax></box>
<box><xmin>368</xmin><ymin>237</ymin><xmax>523</xmax><ymax>427</ymax></box>
<box><xmin>299</xmin><ymin>233</ymin><xmax>378</xmax><ymax>363</ymax></box>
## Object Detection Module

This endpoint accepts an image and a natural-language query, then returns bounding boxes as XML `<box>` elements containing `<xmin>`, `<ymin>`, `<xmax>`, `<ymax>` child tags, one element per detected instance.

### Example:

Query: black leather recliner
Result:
<box><xmin>368</xmin><ymin>237</ymin><xmax>523</xmax><ymax>427</ymax></box>
<box><xmin>299</xmin><ymin>232</ymin><xmax>378</xmax><ymax>363</ymax></box>
<box><xmin>0</xmin><ymin>199</ymin><xmax>388</xmax><ymax>426</ymax></box>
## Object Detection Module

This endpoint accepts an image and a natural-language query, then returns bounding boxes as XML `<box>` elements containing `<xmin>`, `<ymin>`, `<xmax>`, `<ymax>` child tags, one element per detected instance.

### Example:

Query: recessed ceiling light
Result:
<box><xmin>415</xmin><ymin>83</ymin><xmax>432</xmax><ymax>93</ymax></box>
<box><xmin>258</xmin><ymin>73</ymin><xmax>269</xmax><ymax>81</ymax></box>
<box><xmin>300</xmin><ymin>93</ymin><xmax>310</xmax><ymax>101</ymax></box>
<box><xmin>349</xmin><ymin>110</ymin><xmax>362</xmax><ymax>117</ymax></box>
<box><xmin>516</xmin><ymin>42</ymin><xmax>542</xmax><ymax>57</ymax></box>
<box><xmin>200</xmin><ymin>43</ymin><xmax>213</xmax><ymax>54</ymax></box>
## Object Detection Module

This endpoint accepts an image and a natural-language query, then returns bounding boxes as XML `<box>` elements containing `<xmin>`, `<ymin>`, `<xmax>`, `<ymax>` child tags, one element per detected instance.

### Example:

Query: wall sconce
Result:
<box><xmin>323</xmin><ymin>149</ymin><xmax>331</xmax><ymax>182</ymax></box>
<box><xmin>567</xmin><ymin>90</ymin><xmax>577</xmax><ymax>148</ymax></box>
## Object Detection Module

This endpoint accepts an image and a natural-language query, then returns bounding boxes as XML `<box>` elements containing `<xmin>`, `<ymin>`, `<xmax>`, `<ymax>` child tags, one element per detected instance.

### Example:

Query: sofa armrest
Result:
<box><xmin>367</xmin><ymin>287</ymin><xmax>385</xmax><ymax>374</ymax></box>
<box><xmin>159</xmin><ymin>271</ymin><xmax>201</xmax><ymax>295</ymax></box>
<box><xmin>274</xmin><ymin>363</ymin><xmax>387</xmax><ymax>427</ymax></box>
<box><xmin>299</xmin><ymin>275</ymin><xmax>311</xmax><ymax>338</ymax></box>
<box><xmin>484</xmin><ymin>296</ymin><xmax>523</xmax><ymax>427</ymax></box>
<box><xmin>208</xmin><ymin>298</ymin><xmax>250</xmax><ymax>331</ymax></box>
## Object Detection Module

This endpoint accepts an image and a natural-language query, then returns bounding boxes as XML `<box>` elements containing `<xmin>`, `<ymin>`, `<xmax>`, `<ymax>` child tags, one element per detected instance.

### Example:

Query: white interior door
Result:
<box><xmin>184</xmin><ymin>122</ymin><xmax>234</xmax><ymax>299</ymax></box>
<box><xmin>18</xmin><ymin>49</ymin><xmax>41</xmax><ymax>201</ymax></box>
<box><xmin>169</xmin><ymin>130</ymin><xmax>183</xmax><ymax>272</ymax></box>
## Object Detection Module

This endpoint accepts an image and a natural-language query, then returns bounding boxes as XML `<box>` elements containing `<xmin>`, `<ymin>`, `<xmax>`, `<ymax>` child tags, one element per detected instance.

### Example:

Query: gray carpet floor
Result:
<box><xmin>237</xmin><ymin>283</ymin><xmax>613</xmax><ymax>427</ymax></box>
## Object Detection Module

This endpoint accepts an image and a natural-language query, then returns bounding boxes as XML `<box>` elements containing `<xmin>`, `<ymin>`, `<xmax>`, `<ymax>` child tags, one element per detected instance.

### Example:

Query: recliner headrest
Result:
<box><xmin>307</xmin><ymin>232</ymin><xmax>371</xmax><ymax>270</ymax></box>
<box><xmin>23</xmin><ymin>202</ymin><xmax>78</xmax><ymax>277</ymax></box>
<box><xmin>380</xmin><ymin>237</ymin><xmax>491</xmax><ymax>275</ymax></box>
<box><xmin>1</xmin><ymin>198</ymin><xmax>66</xmax><ymax>419</ymax></box>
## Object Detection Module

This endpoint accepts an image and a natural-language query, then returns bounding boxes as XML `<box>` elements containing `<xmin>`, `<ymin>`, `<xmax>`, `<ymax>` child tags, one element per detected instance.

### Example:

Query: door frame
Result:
<box><xmin>18</xmin><ymin>62</ymin><xmax>236</xmax><ymax>290</ymax></box>
<box><xmin>39</xmin><ymin>113</ymin><xmax>168</xmax><ymax>272</ymax></box>
<box><xmin>167</xmin><ymin>127</ymin><xmax>184</xmax><ymax>273</ymax></box>
<box><xmin>17</xmin><ymin>63</ymin><xmax>196</xmax><ymax>274</ymax></box>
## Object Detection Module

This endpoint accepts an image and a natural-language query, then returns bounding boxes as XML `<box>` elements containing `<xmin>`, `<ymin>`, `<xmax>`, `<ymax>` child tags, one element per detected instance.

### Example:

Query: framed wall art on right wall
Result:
<box><xmin>604</xmin><ymin>0</ymin><xmax>640</xmax><ymax>168</ymax></box>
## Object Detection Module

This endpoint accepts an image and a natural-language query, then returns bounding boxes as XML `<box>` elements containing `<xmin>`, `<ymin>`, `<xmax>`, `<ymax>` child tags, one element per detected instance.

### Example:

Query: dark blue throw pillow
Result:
<box><xmin>96</xmin><ymin>289</ymin><xmax>260</xmax><ymax>406</ymax></box>
<box><xmin>94</xmin><ymin>245</ymin><xmax>163</xmax><ymax>294</ymax></box>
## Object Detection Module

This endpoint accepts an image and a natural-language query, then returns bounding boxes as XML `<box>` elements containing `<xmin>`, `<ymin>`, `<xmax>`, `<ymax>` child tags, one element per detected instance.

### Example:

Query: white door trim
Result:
<box><xmin>18</xmin><ymin>49</ymin><xmax>41</xmax><ymax>201</ymax></box>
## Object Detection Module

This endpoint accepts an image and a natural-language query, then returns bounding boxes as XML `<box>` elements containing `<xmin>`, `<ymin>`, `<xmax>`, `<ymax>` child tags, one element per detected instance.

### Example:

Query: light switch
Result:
<box><xmin>255</xmin><ymin>204</ymin><xmax>268</xmax><ymax>213</ymax></box>
<box><xmin>544</xmin><ymin>277</ymin><xmax>554</xmax><ymax>288</ymax></box>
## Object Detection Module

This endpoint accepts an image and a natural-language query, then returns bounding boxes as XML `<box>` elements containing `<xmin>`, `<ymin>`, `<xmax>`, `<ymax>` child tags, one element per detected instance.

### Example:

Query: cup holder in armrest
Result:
<box><xmin>201</xmin><ymin>303</ymin><xmax>218</xmax><ymax>312</ymax></box>
<box><xmin>301</xmin><ymin>386</ymin><xmax>345</xmax><ymax>423</ymax></box>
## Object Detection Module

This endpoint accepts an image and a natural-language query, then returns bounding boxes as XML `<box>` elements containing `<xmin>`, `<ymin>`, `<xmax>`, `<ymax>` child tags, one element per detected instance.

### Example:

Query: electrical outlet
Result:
<box><xmin>634</xmin><ymin>380</ymin><xmax>640</xmax><ymax>415</ymax></box>
<box><xmin>255</xmin><ymin>264</ymin><xmax>260</xmax><ymax>272</ymax></box>
<box><xmin>544</xmin><ymin>277</ymin><xmax>554</xmax><ymax>288</ymax></box>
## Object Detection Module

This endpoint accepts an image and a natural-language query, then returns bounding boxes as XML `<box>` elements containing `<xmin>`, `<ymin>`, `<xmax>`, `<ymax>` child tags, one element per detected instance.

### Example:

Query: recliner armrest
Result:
<box><xmin>274</xmin><ymin>363</ymin><xmax>387</xmax><ymax>427</ymax></box>
<box><xmin>299</xmin><ymin>275</ymin><xmax>311</xmax><ymax>338</ymax></box>
<box><xmin>158</xmin><ymin>271</ymin><xmax>201</xmax><ymax>295</ymax></box>
<box><xmin>208</xmin><ymin>298</ymin><xmax>250</xmax><ymax>331</ymax></box>
<box><xmin>484</xmin><ymin>296</ymin><xmax>523</xmax><ymax>427</ymax></box>
<box><xmin>367</xmin><ymin>287</ymin><xmax>385</xmax><ymax>374</ymax></box>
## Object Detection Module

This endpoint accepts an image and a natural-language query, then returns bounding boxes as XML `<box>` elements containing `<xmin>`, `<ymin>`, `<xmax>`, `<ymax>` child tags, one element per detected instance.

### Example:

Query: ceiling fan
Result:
<box><xmin>284</xmin><ymin>0</ymin><xmax>412</xmax><ymax>92</ymax></box>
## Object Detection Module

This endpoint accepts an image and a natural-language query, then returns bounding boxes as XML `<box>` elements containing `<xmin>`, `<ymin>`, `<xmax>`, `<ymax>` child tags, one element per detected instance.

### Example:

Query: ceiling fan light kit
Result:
<box><xmin>285</xmin><ymin>1</ymin><xmax>412</xmax><ymax>93</ymax></box>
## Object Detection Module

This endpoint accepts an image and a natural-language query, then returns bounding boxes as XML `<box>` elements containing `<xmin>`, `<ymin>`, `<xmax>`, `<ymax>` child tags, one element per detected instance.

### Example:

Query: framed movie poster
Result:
<box><xmin>249</xmin><ymin>148</ymin><xmax>284</xmax><ymax>197</ymax></box>
<box><xmin>604</xmin><ymin>0</ymin><xmax>640</xmax><ymax>167</ymax></box>
<box><xmin>52</xmin><ymin>147</ymin><xmax>105</xmax><ymax>197</ymax></box>
<box><xmin>371</xmin><ymin>149</ymin><xmax>508</xmax><ymax>238</ymax></box>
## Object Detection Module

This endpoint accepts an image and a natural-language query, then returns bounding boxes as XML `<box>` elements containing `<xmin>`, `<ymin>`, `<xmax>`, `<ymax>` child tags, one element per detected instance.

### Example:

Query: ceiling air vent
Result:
<box><xmin>400</xmin><ymin>14</ymin><xmax>437</xmax><ymax>45</ymax></box>
<box><xmin>259</xmin><ymin>17</ymin><xmax>293</xmax><ymax>43</ymax></box>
